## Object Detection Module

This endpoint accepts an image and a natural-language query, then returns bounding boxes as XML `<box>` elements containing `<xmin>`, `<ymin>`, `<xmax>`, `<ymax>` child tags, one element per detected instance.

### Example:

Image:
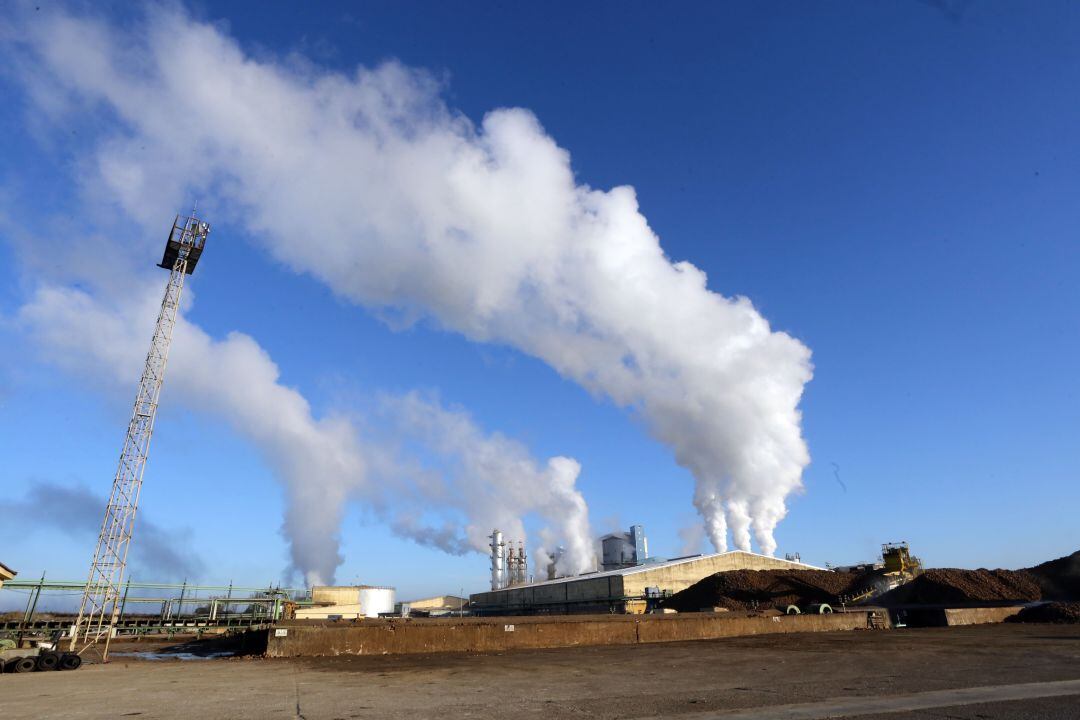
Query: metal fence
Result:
<box><xmin>1</xmin><ymin>576</ymin><xmax>308</xmax><ymax>638</ymax></box>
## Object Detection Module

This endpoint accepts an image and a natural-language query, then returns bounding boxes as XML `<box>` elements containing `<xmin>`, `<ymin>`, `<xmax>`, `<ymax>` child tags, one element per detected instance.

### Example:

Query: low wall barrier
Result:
<box><xmin>259</xmin><ymin>610</ymin><xmax>881</xmax><ymax>657</ymax></box>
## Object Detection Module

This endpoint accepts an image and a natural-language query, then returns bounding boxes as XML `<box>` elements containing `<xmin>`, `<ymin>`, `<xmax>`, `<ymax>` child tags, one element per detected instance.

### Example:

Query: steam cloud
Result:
<box><xmin>18</xmin><ymin>283</ymin><xmax>593</xmax><ymax>584</ymax></box>
<box><xmin>7</xmin><ymin>4</ymin><xmax>812</xmax><ymax>561</ymax></box>
<box><xmin>377</xmin><ymin>392</ymin><xmax>594</xmax><ymax>575</ymax></box>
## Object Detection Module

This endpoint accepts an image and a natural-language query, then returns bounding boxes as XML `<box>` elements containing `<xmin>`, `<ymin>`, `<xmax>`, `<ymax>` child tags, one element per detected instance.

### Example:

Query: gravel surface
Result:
<box><xmin>3</xmin><ymin>623</ymin><xmax>1078</xmax><ymax>719</ymax></box>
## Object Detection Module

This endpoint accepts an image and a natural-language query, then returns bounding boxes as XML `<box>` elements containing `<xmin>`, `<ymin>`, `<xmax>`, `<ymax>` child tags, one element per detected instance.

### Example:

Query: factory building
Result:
<box><xmin>470</xmin><ymin>550</ymin><xmax>822</xmax><ymax>616</ymax></box>
<box><xmin>601</xmin><ymin>524</ymin><xmax>648</xmax><ymax>571</ymax></box>
<box><xmin>397</xmin><ymin>595</ymin><xmax>469</xmax><ymax>617</ymax></box>
<box><xmin>0</xmin><ymin>561</ymin><xmax>15</xmax><ymax>591</ymax></box>
<box><xmin>294</xmin><ymin>585</ymin><xmax>396</xmax><ymax>619</ymax></box>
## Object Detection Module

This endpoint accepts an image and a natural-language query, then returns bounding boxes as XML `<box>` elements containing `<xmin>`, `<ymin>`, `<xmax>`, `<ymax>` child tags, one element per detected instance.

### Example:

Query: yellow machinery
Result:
<box><xmin>839</xmin><ymin>542</ymin><xmax>923</xmax><ymax>607</ymax></box>
<box><xmin>881</xmin><ymin>542</ymin><xmax>922</xmax><ymax>578</ymax></box>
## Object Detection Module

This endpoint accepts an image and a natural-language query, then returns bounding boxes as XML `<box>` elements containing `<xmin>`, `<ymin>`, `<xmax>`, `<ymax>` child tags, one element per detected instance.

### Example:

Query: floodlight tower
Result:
<box><xmin>70</xmin><ymin>214</ymin><xmax>209</xmax><ymax>659</ymax></box>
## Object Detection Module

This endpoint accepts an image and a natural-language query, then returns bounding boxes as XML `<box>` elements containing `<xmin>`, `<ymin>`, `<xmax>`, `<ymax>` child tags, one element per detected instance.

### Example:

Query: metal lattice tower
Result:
<box><xmin>70</xmin><ymin>214</ymin><xmax>209</xmax><ymax>659</ymax></box>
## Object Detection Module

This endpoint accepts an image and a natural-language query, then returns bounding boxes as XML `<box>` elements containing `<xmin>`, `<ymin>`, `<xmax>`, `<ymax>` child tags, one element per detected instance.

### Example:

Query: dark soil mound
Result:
<box><xmin>1025</xmin><ymin>551</ymin><xmax>1080</xmax><ymax>601</ymax></box>
<box><xmin>662</xmin><ymin>550</ymin><xmax>1078</xmax><ymax>614</ymax></box>
<box><xmin>876</xmin><ymin>569</ymin><xmax>1041</xmax><ymax>606</ymax></box>
<box><xmin>661</xmin><ymin>569</ymin><xmax>872</xmax><ymax>612</ymax></box>
<box><xmin>1006</xmin><ymin>602</ymin><xmax>1080</xmax><ymax>624</ymax></box>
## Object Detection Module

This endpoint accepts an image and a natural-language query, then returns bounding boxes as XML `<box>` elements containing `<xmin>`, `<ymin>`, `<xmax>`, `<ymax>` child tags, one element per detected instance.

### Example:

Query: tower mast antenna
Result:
<box><xmin>70</xmin><ymin>213</ymin><xmax>210</xmax><ymax>660</ymax></box>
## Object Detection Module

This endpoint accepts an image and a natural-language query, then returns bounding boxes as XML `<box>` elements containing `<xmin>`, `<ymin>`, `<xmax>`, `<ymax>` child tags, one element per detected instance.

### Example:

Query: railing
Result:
<box><xmin>1</xmin><ymin>577</ymin><xmax>310</xmax><ymax>637</ymax></box>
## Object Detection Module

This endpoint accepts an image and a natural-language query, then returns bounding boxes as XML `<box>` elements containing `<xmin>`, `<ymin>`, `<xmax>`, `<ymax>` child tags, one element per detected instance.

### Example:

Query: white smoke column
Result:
<box><xmin>18</xmin><ymin>283</ymin><xmax>595</xmax><ymax>582</ymax></box>
<box><xmin>380</xmin><ymin>393</ymin><xmax>595</xmax><ymax>575</ymax></box>
<box><xmin>533</xmin><ymin>546</ymin><xmax>554</xmax><ymax>580</ymax></box>
<box><xmin>9</xmin><ymin>5</ymin><xmax>813</xmax><ymax>554</ymax></box>
<box><xmin>678</xmin><ymin>522</ymin><xmax>707</xmax><ymax>556</ymax></box>
<box><xmin>16</xmin><ymin>275</ymin><xmax>594</xmax><ymax>584</ymax></box>
<box><xmin>18</xmin><ymin>283</ymin><xmax>364</xmax><ymax>587</ymax></box>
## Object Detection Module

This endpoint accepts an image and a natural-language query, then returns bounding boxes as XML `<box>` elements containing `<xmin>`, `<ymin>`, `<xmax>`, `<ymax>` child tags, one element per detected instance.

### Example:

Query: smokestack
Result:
<box><xmin>507</xmin><ymin>542</ymin><xmax>517</xmax><ymax>586</ymax></box>
<box><xmin>519</xmin><ymin>541</ymin><xmax>528</xmax><ymax>584</ymax></box>
<box><xmin>489</xmin><ymin>529</ymin><xmax>506</xmax><ymax>591</ymax></box>
<box><xmin>502</xmin><ymin>540</ymin><xmax>528</xmax><ymax>586</ymax></box>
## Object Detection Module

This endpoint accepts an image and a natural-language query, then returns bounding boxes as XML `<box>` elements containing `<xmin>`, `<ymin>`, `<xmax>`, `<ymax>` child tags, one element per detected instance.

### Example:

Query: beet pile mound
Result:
<box><xmin>1006</xmin><ymin>602</ymin><xmax>1080</xmax><ymax>624</ymax></box>
<box><xmin>875</xmin><ymin>569</ymin><xmax>1041</xmax><ymax>606</ymax></box>
<box><xmin>1025</xmin><ymin>551</ymin><xmax>1080</xmax><ymax>601</ymax></box>
<box><xmin>661</xmin><ymin>550</ymin><xmax>1079</xmax><ymax>614</ymax></box>
<box><xmin>660</xmin><ymin>569</ymin><xmax>872</xmax><ymax>612</ymax></box>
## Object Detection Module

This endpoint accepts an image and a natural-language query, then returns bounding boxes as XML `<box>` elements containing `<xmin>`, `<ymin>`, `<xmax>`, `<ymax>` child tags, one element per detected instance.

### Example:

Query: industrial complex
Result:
<box><xmin>1</xmin><ymin>212</ymin><xmax>1076</xmax><ymax>701</ymax></box>
<box><xmin>0</xmin><ymin>208</ymin><xmax>1076</xmax><ymax>720</ymax></box>
<box><xmin>470</xmin><ymin>548</ymin><xmax>820</xmax><ymax>615</ymax></box>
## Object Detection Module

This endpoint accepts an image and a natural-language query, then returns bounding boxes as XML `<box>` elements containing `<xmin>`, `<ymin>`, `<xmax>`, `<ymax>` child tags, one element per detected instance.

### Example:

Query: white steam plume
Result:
<box><xmin>18</xmin><ymin>282</ymin><xmax>592</xmax><ymax>584</ymax></box>
<box><xmin>377</xmin><ymin>392</ymin><xmax>594</xmax><ymax>575</ymax></box>
<box><xmin>19</xmin><ymin>282</ymin><xmax>363</xmax><ymax>586</ymax></box>
<box><xmin>9</xmin><ymin>5</ymin><xmax>812</xmax><ymax>554</ymax></box>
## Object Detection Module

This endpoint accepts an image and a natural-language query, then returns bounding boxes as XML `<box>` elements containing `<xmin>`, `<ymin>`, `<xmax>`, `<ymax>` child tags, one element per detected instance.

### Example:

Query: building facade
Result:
<box><xmin>600</xmin><ymin>525</ymin><xmax>648</xmax><ymax>571</ymax></box>
<box><xmin>471</xmin><ymin>550</ymin><xmax>822</xmax><ymax>615</ymax></box>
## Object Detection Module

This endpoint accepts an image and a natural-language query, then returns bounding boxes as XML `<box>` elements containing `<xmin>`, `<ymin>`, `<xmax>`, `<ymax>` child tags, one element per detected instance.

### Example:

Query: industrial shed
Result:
<box><xmin>470</xmin><ymin>550</ymin><xmax>822</xmax><ymax>615</ymax></box>
<box><xmin>398</xmin><ymin>595</ymin><xmax>469</xmax><ymax>616</ymax></box>
<box><xmin>0</xmin><ymin>561</ymin><xmax>15</xmax><ymax>590</ymax></box>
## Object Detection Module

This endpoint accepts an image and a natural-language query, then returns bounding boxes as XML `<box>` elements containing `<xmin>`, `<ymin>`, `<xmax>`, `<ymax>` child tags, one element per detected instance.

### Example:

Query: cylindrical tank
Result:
<box><xmin>490</xmin><ymin>529</ymin><xmax>506</xmax><ymax>590</ymax></box>
<box><xmin>358</xmin><ymin>587</ymin><xmax>396</xmax><ymax>618</ymax></box>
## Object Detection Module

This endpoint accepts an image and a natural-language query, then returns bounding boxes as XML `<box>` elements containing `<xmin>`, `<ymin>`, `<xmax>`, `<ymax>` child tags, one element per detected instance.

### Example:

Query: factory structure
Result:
<box><xmin>293</xmin><ymin>585</ymin><xmax>397</xmax><ymax>620</ymax></box>
<box><xmin>488</xmin><ymin>529</ymin><xmax>531</xmax><ymax>590</ymax></box>
<box><xmin>601</xmin><ymin>524</ymin><xmax>649</xmax><ymax>571</ymax></box>
<box><xmin>473</xmin><ymin>524</ymin><xmax>821</xmax><ymax>615</ymax></box>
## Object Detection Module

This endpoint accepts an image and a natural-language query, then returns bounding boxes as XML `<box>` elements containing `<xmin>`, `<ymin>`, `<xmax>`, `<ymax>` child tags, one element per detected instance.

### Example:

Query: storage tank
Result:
<box><xmin>489</xmin><ymin>529</ymin><xmax>506</xmax><ymax>590</ymax></box>
<box><xmin>359</xmin><ymin>586</ymin><xmax>396</xmax><ymax>617</ymax></box>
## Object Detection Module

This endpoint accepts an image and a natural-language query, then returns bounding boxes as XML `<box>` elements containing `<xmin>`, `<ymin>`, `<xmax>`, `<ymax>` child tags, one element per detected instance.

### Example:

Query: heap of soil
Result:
<box><xmin>875</xmin><ymin>569</ymin><xmax>1041</xmax><ymax>606</ymax></box>
<box><xmin>1025</xmin><ymin>551</ymin><xmax>1080</xmax><ymax>601</ymax></box>
<box><xmin>660</xmin><ymin>569</ymin><xmax>873</xmax><ymax>613</ymax></box>
<box><xmin>1006</xmin><ymin>602</ymin><xmax>1080</xmax><ymax>624</ymax></box>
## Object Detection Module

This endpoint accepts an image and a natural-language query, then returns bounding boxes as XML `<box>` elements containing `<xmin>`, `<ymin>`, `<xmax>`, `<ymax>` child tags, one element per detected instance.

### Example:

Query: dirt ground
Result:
<box><xmin>4</xmin><ymin>624</ymin><xmax>1080</xmax><ymax>719</ymax></box>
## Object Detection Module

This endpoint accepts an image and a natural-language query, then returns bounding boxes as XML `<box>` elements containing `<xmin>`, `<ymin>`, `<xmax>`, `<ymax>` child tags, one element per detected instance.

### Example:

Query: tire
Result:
<box><xmin>60</xmin><ymin>653</ymin><xmax>83</xmax><ymax>670</ymax></box>
<box><xmin>36</xmin><ymin>652</ymin><xmax>61</xmax><ymax>671</ymax></box>
<box><xmin>13</xmin><ymin>656</ymin><xmax>37</xmax><ymax>673</ymax></box>
<box><xmin>785</xmin><ymin>605</ymin><xmax>801</xmax><ymax>615</ymax></box>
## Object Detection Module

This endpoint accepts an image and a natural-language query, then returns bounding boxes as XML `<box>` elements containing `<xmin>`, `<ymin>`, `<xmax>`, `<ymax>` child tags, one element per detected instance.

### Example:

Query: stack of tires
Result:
<box><xmin>3</xmin><ymin>651</ymin><xmax>82</xmax><ymax>673</ymax></box>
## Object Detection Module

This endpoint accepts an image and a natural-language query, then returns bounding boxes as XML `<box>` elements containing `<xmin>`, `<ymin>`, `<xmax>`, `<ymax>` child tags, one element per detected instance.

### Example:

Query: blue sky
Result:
<box><xmin>1</xmin><ymin>0</ymin><xmax>1078</xmax><ymax>602</ymax></box>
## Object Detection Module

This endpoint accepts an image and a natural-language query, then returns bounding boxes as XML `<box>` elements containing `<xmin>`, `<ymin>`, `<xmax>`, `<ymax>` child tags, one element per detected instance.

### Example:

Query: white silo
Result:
<box><xmin>490</xmin><ymin>529</ymin><xmax>506</xmax><ymax>590</ymax></box>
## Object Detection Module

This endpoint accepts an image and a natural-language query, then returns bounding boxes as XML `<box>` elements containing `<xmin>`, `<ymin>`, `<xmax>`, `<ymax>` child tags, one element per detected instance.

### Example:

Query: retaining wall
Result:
<box><xmin>261</xmin><ymin>611</ymin><xmax>880</xmax><ymax>657</ymax></box>
<box><xmin>944</xmin><ymin>606</ymin><xmax>1024</xmax><ymax>626</ymax></box>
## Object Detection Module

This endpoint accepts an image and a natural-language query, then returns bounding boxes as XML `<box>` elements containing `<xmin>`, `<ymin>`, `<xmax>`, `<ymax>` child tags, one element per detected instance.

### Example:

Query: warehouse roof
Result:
<box><xmin>483</xmin><ymin>549</ymin><xmax>824</xmax><ymax>594</ymax></box>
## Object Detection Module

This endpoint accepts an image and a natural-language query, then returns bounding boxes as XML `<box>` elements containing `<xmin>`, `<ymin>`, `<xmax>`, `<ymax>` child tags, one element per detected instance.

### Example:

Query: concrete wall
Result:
<box><xmin>944</xmin><ymin>607</ymin><xmax>1024</xmax><ymax>626</ymax></box>
<box><xmin>893</xmin><ymin>605</ymin><xmax>1026</xmax><ymax>627</ymax></box>
<box><xmin>263</xmin><ymin>611</ymin><xmax>878</xmax><ymax>657</ymax></box>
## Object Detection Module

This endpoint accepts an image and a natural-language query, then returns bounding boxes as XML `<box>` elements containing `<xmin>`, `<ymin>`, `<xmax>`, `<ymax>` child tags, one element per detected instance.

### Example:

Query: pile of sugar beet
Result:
<box><xmin>659</xmin><ymin>550</ymin><xmax>1080</xmax><ymax>623</ymax></box>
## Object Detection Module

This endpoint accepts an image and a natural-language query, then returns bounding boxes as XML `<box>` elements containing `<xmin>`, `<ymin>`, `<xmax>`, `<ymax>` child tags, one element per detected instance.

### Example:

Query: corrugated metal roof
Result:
<box><xmin>478</xmin><ymin>549</ymin><xmax>824</xmax><ymax>594</ymax></box>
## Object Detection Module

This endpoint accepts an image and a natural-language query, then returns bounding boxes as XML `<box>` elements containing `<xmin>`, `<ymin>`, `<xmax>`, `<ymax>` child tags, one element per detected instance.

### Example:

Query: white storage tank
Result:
<box><xmin>359</xmin><ymin>586</ymin><xmax>396</xmax><ymax>617</ymax></box>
